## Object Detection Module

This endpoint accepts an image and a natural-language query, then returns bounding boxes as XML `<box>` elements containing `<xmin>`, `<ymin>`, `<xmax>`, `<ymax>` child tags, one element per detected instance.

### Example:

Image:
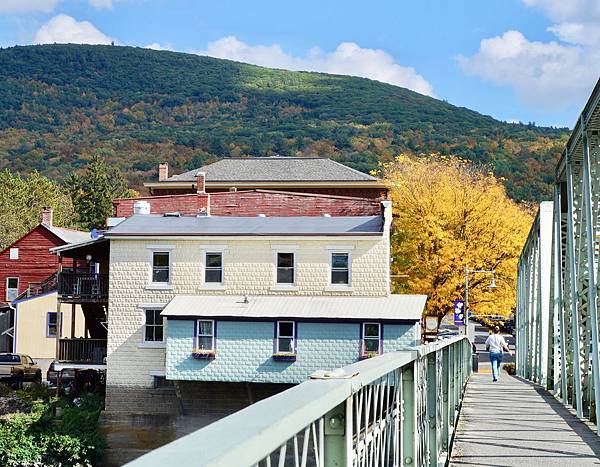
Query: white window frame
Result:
<box><xmin>362</xmin><ymin>322</ymin><xmax>382</xmax><ymax>356</ymax></box>
<box><xmin>146</xmin><ymin>245</ymin><xmax>175</xmax><ymax>290</ymax></box>
<box><xmin>9</xmin><ymin>248</ymin><xmax>18</xmax><ymax>260</ymax></box>
<box><xmin>326</xmin><ymin>246</ymin><xmax>354</xmax><ymax>291</ymax></box>
<box><xmin>276</xmin><ymin>320</ymin><xmax>296</xmax><ymax>355</ymax></box>
<box><xmin>196</xmin><ymin>319</ymin><xmax>215</xmax><ymax>352</ymax></box>
<box><xmin>199</xmin><ymin>245</ymin><xmax>228</xmax><ymax>289</ymax></box>
<box><xmin>271</xmin><ymin>246</ymin><xmax>299</xmax><ymax>290</ymax></box>
<box><xmin>5</xmin><ymin>277</ymin><xmax>19</xmax><ymax>302</ymax></box>
<box><xmin>139</xmin><ymin>304</ymin><xmax>167</xmax><ymax>348</ymax></box>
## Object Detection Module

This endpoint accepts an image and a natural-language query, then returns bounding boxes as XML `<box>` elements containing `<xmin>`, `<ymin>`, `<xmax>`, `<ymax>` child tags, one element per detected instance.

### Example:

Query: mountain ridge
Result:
<box><xmin>0</xmin><ymin>44</ymin><xmax>568</xmax><ymax>201</ymax></box>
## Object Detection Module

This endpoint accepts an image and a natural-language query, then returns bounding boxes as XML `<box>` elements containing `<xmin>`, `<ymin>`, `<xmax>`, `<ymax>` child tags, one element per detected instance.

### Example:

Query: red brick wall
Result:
<box><xmin>0</xmin><ymin>227</ymin><xmax>72</xmax><ymax>301</ymax></box>
<box><xmin>114</xmin><ymin>190</ymin><xmax>381</xmax><ymax>218</ymax></box>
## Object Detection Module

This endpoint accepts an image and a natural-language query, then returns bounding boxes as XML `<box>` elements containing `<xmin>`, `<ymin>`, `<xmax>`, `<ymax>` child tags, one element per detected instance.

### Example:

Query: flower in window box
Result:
<box><xmin>192</xmin><ymin>348</ymin><xmax>216</xmax><ymax>359</ymax></box>
<box><xmin>359</xmin><ymin>351</ymin><xmax>380</xmax><ymax>360</ymax></box>
<box><xmin>272</xmin><ymin>353</ymin><xmax>297</xmax><ymax>362</ymax></box>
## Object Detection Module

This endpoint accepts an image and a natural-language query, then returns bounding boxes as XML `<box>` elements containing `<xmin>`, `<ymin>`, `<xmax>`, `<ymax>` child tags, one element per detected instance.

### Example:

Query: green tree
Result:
<box><xmin>0</xmin><ymin>170</ymin><xmax>75</xmax><ymax>250</ymax></box>
<box><xmin>65</xmin><ymin>152</ymin><xmax>136</xmax><ymax>230</ymax></box>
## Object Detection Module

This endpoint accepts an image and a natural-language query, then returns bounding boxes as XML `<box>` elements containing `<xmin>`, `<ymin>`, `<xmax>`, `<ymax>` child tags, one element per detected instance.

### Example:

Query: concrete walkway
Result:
<box><xmin>450</xmin><ymin>372</ymin><xmax>600</xmax><ymax>466</ymax></box>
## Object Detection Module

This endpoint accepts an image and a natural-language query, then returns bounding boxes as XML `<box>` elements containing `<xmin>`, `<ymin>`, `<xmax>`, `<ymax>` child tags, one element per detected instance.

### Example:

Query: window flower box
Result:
<box><xmin>192</xmin><ymin>349</ymin><xmax>216</xmax><ymax>360</ymax></box>
<box><xmin>272</xmin><ymin>353</ymin><xmax>297</xmax><ymax>362</ymax></box>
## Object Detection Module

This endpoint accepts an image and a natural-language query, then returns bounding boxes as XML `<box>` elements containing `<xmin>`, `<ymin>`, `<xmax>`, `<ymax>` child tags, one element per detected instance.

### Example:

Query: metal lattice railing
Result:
<box><xmin>516</xmin><ymin>87</ymin><xmax>600</xmax><ymax>433</ymax></box>
<box><xmin>126</xmin><ymin>336</ymin><xmax>471</xmax><ymax>467</ymax></box>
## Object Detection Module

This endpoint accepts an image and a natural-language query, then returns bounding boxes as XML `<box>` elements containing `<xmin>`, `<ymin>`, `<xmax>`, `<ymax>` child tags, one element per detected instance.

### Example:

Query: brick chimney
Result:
<box><xmin>158</xmin><ymin>162</ymin><xmax>169</xmax><ymax>181</ymax></box>
<box><xmin>196</xmin><ymin>172</ymin><xmax>206</xmax><ymax>194</ymax></box>
<box><xmin>41</xmin><ymin>207</ymin><xmax>53</xmax><ymax>227</ymax></box>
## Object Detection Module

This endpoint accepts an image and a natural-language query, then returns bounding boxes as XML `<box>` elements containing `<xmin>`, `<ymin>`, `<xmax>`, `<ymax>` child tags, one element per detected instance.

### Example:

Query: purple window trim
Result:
<box><xmin>360</xmin><ymin>322</ymin><xmax>382</xmax><ymax>358</ymax></box>
<box><xmin>274</xmin><ymin>320</ymin><xmax>296</xmax><ymax>356</ymax></box>
<box><xmin>194</xmin><ymin>319</ymin><xmax>216</xmax><ymax>352</ymax></box>
<box><xmin>46</xmin><ymin>311</ymin><xmax>62</xmax><ymax>338</ymax></box>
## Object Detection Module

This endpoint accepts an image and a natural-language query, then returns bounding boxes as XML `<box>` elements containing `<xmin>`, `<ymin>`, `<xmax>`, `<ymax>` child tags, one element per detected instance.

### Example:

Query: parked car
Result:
<box><xmin>0</xmin><ymin>353</ymin><xmax>42</xmax><ymax>387</ymax></box>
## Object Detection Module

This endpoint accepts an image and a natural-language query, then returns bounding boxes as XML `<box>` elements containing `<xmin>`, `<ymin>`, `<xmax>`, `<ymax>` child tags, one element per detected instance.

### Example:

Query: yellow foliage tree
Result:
<box><xmin>380</xmin><ymin>154</ymin><xmax>532</xmax><ymax>323</ymax></box>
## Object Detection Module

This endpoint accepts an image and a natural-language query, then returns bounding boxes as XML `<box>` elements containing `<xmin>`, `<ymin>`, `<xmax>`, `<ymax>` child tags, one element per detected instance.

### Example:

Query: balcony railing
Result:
<box><xmin>58</xmin><ymin>338</ymin><xmax>107</xmax><ymax>364</ymax></box>
<box><xmin>126</xmin><ymin>336</ymin><xmax>472</xmax><ymax>467</ymax></box>
<box><xmin>58</xmin><ymin>273</ymin><xmax>109</xmax><ymax>302</ymax></box>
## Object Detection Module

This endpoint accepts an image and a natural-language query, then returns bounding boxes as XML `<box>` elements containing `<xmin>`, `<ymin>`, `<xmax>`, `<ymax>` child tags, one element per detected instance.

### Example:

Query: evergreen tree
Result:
<box><xmin>65</xmin><ymin>151</ymin><xmax>136</xmax><ymax>230</ymax></box>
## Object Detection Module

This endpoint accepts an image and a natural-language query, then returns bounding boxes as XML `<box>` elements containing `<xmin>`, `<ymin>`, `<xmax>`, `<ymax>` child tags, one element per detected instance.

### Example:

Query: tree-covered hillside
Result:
<box><xmin>0</xmin><ymin>44</ymin><xmax>568</xmax><ymax>201</ymax></box>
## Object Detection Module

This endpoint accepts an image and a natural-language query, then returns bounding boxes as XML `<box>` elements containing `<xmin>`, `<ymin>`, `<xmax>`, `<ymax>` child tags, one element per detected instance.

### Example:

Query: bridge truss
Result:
<box><xmin>517</xmin><ymin>86</ymin><xmax>600</xmax><ymax>430</ymax></box>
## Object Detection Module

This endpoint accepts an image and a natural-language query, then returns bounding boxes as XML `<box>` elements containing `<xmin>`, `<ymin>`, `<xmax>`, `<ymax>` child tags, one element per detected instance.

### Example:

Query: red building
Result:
<box><xmin>0</xmin><ymin>208</ymin><xmax>89</xmax><ymax>302</ymax></box>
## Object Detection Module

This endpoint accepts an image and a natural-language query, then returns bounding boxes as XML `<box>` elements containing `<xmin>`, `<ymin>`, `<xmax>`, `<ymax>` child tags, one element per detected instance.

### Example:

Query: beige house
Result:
<box><xmin>12</xmin><ymin>291</ymin><xmax>84</xmax><ymax>374</ymax></box>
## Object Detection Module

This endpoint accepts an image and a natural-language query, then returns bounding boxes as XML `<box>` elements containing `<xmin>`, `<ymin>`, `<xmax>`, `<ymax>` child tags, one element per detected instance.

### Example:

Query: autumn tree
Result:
<box><xmin>380</xmin><ymin>155</ymin><xmax>532</xmax><ymax>323</ymax></box>
<box><xmin>65</xmin><ymin>151</ymin><xmax>137</xmax><ymax>230</ymax></box>
<box><xmin>0</xmin><ymin>170</ymin><xmax>76</xmax><ymax>250</ymax></box>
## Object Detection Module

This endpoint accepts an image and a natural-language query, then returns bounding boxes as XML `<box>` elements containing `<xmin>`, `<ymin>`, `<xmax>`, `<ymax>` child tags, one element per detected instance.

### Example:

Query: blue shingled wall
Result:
<box><xmin>166</xmin><ymin>319</ymin><xmax>418</xmax><ymax>384</ymax></box>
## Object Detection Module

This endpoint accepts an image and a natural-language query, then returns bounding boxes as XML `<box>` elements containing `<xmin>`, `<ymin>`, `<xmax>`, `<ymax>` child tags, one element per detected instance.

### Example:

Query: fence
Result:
<box><xmin>126</xmin><ymin>336</ymin><xmax>471</xmax><ymax>467</ymax></box>
<box><xmin>58</xmin><ymin>338</ymin><xmax>107</xmax><ymax>363</ymax></box>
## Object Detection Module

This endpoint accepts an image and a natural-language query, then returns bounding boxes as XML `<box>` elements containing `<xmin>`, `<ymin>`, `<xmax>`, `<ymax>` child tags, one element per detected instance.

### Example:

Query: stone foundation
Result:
<box><xmin>101</xmin><ymin>381</ymin><xmax>292</xmax><ymax>466</ymax></box>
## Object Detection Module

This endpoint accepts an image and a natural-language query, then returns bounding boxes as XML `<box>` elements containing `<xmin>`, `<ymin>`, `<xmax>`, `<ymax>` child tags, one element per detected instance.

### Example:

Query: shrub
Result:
<box><xmin>503</xmin><ymin>363</ymin><xmax>516</xmax><ymax>375</ymax></box>
<box><xmin>0</xmin><ymin>392</ymin><xmax>105</xmax><ymax>466</ymax></box>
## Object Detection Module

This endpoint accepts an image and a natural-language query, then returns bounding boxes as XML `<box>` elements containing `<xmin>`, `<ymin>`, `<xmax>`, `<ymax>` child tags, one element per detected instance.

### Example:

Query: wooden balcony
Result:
<box><xmin>58</xmin><ymin>338</ymin><xmax>107</xmax><ymax>364</ymax></box>
<box><xmin>58</xmin><ymin>273</ymin><xmax>109</xmax><ymax>303</ymax></box>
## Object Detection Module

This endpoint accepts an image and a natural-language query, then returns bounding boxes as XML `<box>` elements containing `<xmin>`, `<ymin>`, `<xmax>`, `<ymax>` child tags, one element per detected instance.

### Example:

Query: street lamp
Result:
<box><xmin>465</xmin><ymin>266</ymin><xmax>497</xmax><ymax>339</ymax></box>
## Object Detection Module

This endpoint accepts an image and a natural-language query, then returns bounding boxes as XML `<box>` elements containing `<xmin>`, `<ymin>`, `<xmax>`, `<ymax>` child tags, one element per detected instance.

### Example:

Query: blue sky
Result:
<box><xmin>2</xmin><ymin>0</ymin><xmax>599</xmax><ymax>128</ymax></box>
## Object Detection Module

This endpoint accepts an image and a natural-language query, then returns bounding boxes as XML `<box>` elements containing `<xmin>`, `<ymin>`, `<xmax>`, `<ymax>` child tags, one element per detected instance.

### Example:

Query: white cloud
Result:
<box><xmin>458</xmin><ymin>30</ymin><xmax>597</xmax><ymax>110</ymax></box>
<box><xmin>145</xmin><ymin>42</ymin><xmax>173</xmax><ymax>51</ymax></box>
<box><xmin>34</xmin><ymin>14</ymin><xmax>113</xmax><ymax>45</ymax></box>
<box><xmin>521</xmin><ymin>0</ymin><xmax>600</xmax><ymax>22</ymax></box>
<box><xmin>89</xmin><ymin>0</ymin><xmax>113</xmax><ymax>9</ymax></box>
<box><xmin>198</xmin><ymin>36</ymin><xmax>434</xmax><ymax>96</ymax></box>
<box><xmin>0</xmin><ymin>0</ymin><xmax>60</xmax><ymax>13</ymax></box>
<box><xmin>458</xmin><ymin>1</ymin><xmax>600</xmax><ymax>110</ymax></box>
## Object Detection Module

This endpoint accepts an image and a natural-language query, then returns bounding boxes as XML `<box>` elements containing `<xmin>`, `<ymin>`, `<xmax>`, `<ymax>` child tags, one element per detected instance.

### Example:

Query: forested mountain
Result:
<box><xmin>0</xmin><ymin>44</ymin><xmax>568</xmax><ymax>201</ymax></box>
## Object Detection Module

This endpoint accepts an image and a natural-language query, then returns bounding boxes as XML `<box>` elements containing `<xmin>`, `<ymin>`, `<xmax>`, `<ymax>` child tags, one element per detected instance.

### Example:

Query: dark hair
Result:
<box><xmin>494</xmin><ymin>326</ymin><xmax>500</xmax><ymax>334</ymax></box>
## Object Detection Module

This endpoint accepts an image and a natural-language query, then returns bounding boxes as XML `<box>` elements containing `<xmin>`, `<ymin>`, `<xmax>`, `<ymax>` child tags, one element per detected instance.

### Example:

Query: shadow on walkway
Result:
<box><xmin>450</xmin><ymin>373</ymin><xmax>600</xmax><ymax>466</ymax></box>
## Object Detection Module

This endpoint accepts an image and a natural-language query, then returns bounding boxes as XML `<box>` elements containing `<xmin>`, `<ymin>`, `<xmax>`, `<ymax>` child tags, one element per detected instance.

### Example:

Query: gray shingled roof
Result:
<box><xmin>44</xmin><ymin>225</ymin><xmax>91</xmax><ymax>244</ymax></box>
<box><xmin>165</xmin><ymin>157</ymin><xmax>378</xmax><ymax>182</ymax></box>
<box><xmin>106</xmin><ymin>214</ymin><xmax>383</xmax><ymax>236</ymax></box>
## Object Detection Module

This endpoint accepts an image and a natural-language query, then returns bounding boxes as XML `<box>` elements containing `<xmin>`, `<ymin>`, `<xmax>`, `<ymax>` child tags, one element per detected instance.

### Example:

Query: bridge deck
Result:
<box><xmin>450</xmin><ymin>373</ymin><xmax>600</xmax><ymax>466</ymax></box>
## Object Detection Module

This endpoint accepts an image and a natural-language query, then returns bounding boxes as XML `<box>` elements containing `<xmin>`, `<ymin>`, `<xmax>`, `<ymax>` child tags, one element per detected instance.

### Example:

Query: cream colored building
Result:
<box><xmin>104</xmin><ymin>205</ymin><xmax>393</xmax><ymax>391</ymax></box>
<box><xmin>12</xmin><ymin>291</ymin><xmax>85</xmax><ymax>374</ymax></box>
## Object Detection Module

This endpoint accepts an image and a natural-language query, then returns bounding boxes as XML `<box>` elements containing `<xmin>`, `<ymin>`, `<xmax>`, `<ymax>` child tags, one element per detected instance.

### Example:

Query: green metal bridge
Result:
<box><xmin>127</xmin><ymin>336</ymin><xmax>471</xmax><ymax>467</ymax></box>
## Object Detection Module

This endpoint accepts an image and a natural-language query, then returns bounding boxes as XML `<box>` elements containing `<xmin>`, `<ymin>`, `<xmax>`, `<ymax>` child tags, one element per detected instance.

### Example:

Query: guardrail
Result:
<box><xmin>126</xmin><ymin>336</ymin><xmax>471</xmax><ymax>467</ymax></box>
<box><xmin>57</xmin><ymin>273</ymin><xmax>109</xmax><ymax>302</ymax></box>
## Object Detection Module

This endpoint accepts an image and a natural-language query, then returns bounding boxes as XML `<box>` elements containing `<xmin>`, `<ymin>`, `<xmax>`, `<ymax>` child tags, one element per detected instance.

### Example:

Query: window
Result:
<box><xmin>144</xmin><ymin>309</ymin><xmax>164</xmax><ymax>342</ymax></box>
<box><xmin>9</xmin><ymin>248</ymin><xmax>18</xmax><ymax>260</ymax></box>
<box><xmin>362</xmin><ymin>323</ymin><xmax>381</xmax><ymax>355</ymax></box>
<box><xmin>276</xmin><ymin>253</ymin><xmax>294</xmax><ymax>284</ymax></box>
<box><xmin>196</xmin><ymin>320</ymin><xmax>215</xmax><ymax>351</ymax></box>
<box><xmin>152</xmin><ymin>252</ymin><xmax>170</xmax><ymax>283</ymax></box>
<box><xmin>205</xmin><ymin>252</ymin><xmax>223</xmax><ymax>284</ymax></box>
<box><xmin>276</xmin><ymin>321</ymin><xmax>295</xmax><ymax>354</ymax></box>
<box><xmin>47</xmin><ymin>312</ymin><xmax>58</xmax><ymax>337</ymax></box>
<box><xmin>331</xmin><ymin>253</ymin><xmax>349</xmax><ymax>285</ymax></box>
<box><xmin>153</xmin><ymin>375</ymin><xmax>174</xmax><ymax>390</ymax></box>
<box><xmin>6</xmin><ymin>277</ymin><xmax>18</xmax><ymax>302</ymax></box>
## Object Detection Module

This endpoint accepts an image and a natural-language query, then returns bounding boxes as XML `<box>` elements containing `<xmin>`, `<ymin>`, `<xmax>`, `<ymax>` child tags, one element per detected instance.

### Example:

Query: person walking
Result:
<box><xmin>485</xmin><ymin>326</ymin><xmax>512</xmax><ymax>382</ymax></box>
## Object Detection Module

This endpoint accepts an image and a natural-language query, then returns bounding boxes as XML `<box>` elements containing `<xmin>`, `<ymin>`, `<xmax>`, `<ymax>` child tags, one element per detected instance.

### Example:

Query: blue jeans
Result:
<box><xmin>489</xmin><ymin>351</ymin><xmax>503</xmax><ymax>380</ymax></box>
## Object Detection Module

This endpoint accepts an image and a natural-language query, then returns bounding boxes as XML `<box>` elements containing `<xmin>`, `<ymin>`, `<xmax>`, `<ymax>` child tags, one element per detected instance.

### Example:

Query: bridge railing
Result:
<box><xmin>126</xmin><ymin>336</ymin><xmax>471</xmax><ymax>467</ymax></box>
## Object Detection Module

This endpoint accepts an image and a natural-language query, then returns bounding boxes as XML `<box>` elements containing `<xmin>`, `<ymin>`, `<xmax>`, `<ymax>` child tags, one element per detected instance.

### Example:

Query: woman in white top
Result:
<box><xmin>485</xmin><ymin>326</ymin><xmax>512</xmax><ymax>382</ymax></box>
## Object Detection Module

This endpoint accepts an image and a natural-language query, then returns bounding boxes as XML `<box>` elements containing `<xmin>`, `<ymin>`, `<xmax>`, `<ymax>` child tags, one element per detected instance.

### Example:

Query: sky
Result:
<box><xmin>1</xmin><ymin>0</ymin><xmax>599</xmax><ymax>128</ymax></box>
